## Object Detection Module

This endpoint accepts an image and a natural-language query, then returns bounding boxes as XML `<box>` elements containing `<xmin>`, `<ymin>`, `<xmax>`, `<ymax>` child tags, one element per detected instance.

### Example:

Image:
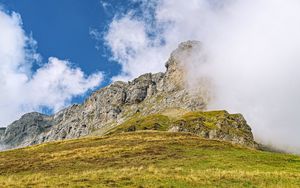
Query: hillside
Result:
<box><xmin>1</xmin><ymin>40</ymin><xmax>297</xmax><ymax>187</ymax></box>
<box><xmin>0</xmin><ymin>131</ymin><xmax>299</xmax><ymax>188</ymax></box>
<box><xmin>105</xmin><ymin>110</ymin><xmax>256</xmax><ymax>148</ymax></box>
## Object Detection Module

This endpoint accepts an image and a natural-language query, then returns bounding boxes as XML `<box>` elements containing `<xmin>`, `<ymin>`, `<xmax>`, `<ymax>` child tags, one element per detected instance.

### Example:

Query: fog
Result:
<box><xmin>181</xmin><ymin>0</ymin><xmax>300</xmax><ymax>153</ymax></box>
<box><xmin>105</xmin><ymin>0</ymin><xmax>300</xmax><ymax>154</ymax></box>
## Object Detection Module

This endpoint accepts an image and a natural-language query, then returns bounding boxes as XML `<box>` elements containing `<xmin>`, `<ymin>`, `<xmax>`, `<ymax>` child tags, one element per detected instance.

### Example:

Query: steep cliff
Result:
<box><xmin>0</xmin><ymin>41</ymin><xmax>256</xmax><ymax>149</ymax></box>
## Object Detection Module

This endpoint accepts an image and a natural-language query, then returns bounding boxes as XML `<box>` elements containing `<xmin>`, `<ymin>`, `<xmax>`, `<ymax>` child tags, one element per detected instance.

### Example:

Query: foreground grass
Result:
<box><xmin>0</xmin><ymin>131</ymin><xmax>300</xmax><ymax>187</ymax></box>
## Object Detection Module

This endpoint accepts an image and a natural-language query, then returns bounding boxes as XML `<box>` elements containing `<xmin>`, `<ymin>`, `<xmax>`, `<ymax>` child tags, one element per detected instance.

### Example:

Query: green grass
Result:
<box><xmin>177</xmin><ymin>111</ymin><xmax>225</xmax><ymax>129</ymax></box>
<box><xmin>108</xmin><ymin>114</ymin><xmax>171</xmax><ymax>134</ymax></box>
<box><xmin>0</xmin><ymin>131</ymin><xmax>300</xmax><ymax>187</ymax></box>
<box><xmin>106</xmin><ymin>110</ymin><xmax>252</xmax><ymax>145</ymax></box>
<box><xmin>108</xmin><ymin>110</ymin><xmax>236</xmax><ymax>134</ymax></box>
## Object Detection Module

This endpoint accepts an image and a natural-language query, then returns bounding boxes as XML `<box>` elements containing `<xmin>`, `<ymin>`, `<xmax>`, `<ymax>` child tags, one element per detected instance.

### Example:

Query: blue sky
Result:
<box><xmin>0</xmin><ymin>0</ymin><xmax>131</xmax><ymax>88</ymax></box>
<box><xmin>0</xmin><ymin>0</ymin><xmax>163</xmax><ymax>117</ymax></box>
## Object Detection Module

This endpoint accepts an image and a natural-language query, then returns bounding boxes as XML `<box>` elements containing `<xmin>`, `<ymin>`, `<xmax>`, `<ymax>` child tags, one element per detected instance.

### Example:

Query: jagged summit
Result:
<box><xmin>0</xmin><ymin>41</ymin><xmax>255</xmax><ymax>150</ymax></box>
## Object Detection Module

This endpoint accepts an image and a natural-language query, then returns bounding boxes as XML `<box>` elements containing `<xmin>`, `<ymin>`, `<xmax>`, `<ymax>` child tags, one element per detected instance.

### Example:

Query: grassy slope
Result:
<box><xmin>107</xmin><ymin>110</ymin><xmax>241</xmax><ymax>135</ymax></box>
<box><xmin>0</xmin><ymin>131</ymin><xmax>300</xmax><ymax>187</ymax></box>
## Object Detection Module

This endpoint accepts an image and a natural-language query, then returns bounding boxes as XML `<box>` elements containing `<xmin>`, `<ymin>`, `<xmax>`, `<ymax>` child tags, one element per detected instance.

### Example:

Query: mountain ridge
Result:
<box><xmin>0</xmin><ymin>41</ymin><xmax>256</xmax><ymax>150</ymax></box>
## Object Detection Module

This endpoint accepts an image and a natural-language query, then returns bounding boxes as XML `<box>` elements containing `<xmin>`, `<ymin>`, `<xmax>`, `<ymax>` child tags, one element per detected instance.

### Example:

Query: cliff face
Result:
<box><xmin>0</xmin><ymin>128</ymin><xmax>5</xmax><ymax>140</ymax></box>
<box><xmin>0</xmin><ymin>113</ymin><xmax>53</xmax><ymax>149</ymax></box>
<box><xmin>31</xmin><ymin>41</ymin><xmax>208</xmax><ymax>145</ymax></box>
<box><xmin>0</xmin><ymin>41</ymin><xmax>256</xmax><ymax>149</ymax></box>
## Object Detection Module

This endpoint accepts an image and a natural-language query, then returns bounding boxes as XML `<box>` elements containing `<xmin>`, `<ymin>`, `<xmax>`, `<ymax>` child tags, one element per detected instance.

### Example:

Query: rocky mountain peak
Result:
<box><xmin>164</xmin><ymin>40</ymin><xmax>204</xmax><ymax>92</ymax></box>
<box><xmin>0</xmin><ymin>41</ymin><xmax>255</xmax><ymax>150</ymax></box>
<box><xmin>0</xmin><ymin>112</ymin><xmax>53</xmax><ymax>149</ymax></box>
<box><xmin>166</xmin><ymin>40</ymin><xmax>202</xmax><ymax>70</ymax></box>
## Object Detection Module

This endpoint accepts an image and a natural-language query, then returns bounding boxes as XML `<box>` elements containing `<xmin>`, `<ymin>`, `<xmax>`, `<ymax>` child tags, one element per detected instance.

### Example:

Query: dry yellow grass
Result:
<box><xmin>0</xmin><ymin>131</ymin><xmax>300</xmax><ymax>187</ymax></box>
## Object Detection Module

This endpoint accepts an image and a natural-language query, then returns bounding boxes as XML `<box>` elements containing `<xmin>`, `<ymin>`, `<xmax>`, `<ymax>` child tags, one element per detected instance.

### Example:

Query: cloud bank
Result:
<box><xmin>104</xmin><ymin>0</ymin><xmax>300</xmax><ymax>153</ymax></box>
<box><xmin>0</xmin><ymin>9</ymin><xmax>103</xmax><ymax>127</ymax></box>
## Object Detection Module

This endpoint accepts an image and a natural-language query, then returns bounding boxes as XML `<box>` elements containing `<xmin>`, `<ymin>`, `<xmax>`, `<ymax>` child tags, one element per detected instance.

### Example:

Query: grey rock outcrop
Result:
<box><xmin>0</xmin><ymin>112</ymin><xmax>54</xmax><ymax>149</ymax></box>
<box><xmin>169</xmin><ymin>111</ymin><xmax>256</xmax><ymax>148</ymax></box>
<box><xmin>0</xmin><ymin>41</ymin><xmax>256</xmax><ymax>149</ymax></box>
<box><xmin>0</xmin><ymin>128</ymin><xmax>5</xmax><ymax>140</ymax></box>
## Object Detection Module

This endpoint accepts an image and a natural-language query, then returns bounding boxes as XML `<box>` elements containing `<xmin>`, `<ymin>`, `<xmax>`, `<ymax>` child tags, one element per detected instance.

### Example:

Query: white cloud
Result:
<box><xmin>104</xmin><ymin>0</ymin><xmax>300</xmax><ymax>153</ymax></box>
<box><xmin>104</xmin><ymin>11</ymin><xmax>174</xmax><ymax>81</ymax></box>
<box><xmin>0</xmin><ymin>9</ymin><xmax>103</xmax><ymax>127</ymax></box>
<box><xmin>26</xmin><ymin>57</ymin><xmax>103</xmax><ymax>111</ymax></box>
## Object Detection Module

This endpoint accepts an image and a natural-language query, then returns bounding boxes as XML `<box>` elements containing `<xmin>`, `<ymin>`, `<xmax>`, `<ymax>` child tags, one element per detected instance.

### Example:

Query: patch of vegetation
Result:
<box><xmin>0</xmin><ymin>131</ymin><xmax>300</xmax><ymax>187</ymax></box>
<box><xmin>106</xmin><ymin>110</ymin><xmax>252</xmax><ymax>142</ymax></box>
<box><xmin>160</xmin><ymin>107</ymin><xmax>189</xmax><ymax>118</ymax></box>
<box><xmin>178</xmin><ymin>111</ymin><xmax>227</xmax><ymax>129</ymax></box>
<box><xmin>111</xmin><ymin>110</ymin><xmax>228</xmax><ymax>134</ymax></box>
<box><xmin>108</xmin><ymin>114</ymin><xmax>171</xmax><ymax>134</ymax></box>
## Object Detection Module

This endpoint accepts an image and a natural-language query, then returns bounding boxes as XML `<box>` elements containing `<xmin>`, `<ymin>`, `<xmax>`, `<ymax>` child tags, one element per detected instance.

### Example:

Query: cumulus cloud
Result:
<box><xmin>104</xmin><ymin>6</ymin><xmax>175</xmax><ymax>81</ymax></box>
<box><xmin>0</xmin><ymin>9</ymin><xmax>103</xmax><ymax>127</ymax></box>
<box><xmin>104</xmin><ymin>0</ymin><xmax>300</xmax><ymax>153</ymax></box>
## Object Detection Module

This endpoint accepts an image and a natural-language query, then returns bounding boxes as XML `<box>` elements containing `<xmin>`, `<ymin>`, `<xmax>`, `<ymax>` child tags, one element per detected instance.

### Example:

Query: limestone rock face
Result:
<box><xmin>0</xmin><ymin>128</ymin><xmax>5</xmax><ymax>140</ymax></box>
<box><xmin>0</xmin><ymin>41</ymin><xmax>256</xmax><ymax>149</ymax></box>
<box><xmin>0</xmin><ymin>113</ymin><xmax>54</xmax><ymax>149</ymax></box>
